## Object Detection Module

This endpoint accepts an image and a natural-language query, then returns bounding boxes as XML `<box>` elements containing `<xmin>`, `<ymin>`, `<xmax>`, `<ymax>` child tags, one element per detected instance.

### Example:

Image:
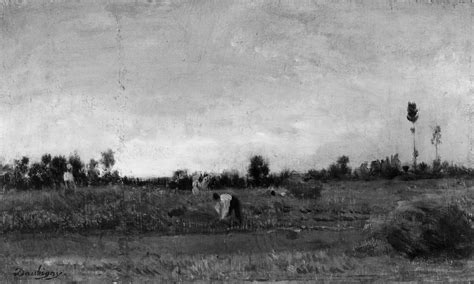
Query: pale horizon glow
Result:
<box><xmin>0</xmin><ymin>0</ymin><xmax>472</xmax><ymax>177</ymax></box>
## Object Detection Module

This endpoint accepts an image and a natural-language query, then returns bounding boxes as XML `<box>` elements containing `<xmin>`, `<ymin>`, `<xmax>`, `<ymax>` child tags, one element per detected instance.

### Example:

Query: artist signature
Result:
<box><xmin>13</xmin><ymin>265</ymin><xmax>63</xmax><ymax>280</ymax></box>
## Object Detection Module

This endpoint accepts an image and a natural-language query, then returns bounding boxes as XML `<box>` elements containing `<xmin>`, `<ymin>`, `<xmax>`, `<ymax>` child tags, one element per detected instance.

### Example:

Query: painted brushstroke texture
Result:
<box><xmin>0</xmin><ymin>0</ymin><xmax>472</xmax><ymax>176</ymax></box>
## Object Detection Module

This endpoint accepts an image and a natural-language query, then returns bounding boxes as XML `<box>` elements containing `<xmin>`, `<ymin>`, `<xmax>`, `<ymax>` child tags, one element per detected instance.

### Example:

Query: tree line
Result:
<box><xmin>1</xmin><ymin>102</ymin><xmax>472</xmax><ymax>191</ymax></box>
<box><xmin>0</xmin><ymin>149</ymin><xmax>120</xmax><ymax>190</ymax></box>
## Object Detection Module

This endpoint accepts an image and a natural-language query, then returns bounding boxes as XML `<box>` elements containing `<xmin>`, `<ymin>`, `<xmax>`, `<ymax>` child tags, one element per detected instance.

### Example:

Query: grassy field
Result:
<box><xmin>0</xmin><ymin>178</ymin><xmax>473</xmax><ymax>282</ymax></box>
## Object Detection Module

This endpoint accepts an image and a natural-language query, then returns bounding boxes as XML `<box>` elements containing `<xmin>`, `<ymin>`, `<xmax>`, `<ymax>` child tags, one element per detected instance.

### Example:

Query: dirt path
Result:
<box><xmin>2</xmin><ymin>230</ymin><xmax>473</xmax><ymax>283</ymax></box>
<box><xmin>1</xmin><ymin>228</ymin><xmax>362</xmax><ymax>257</ymax></box>
<box><xmin>0</xmin><ymin>229</ymin><xmax>365</xmax><ymax>282</ymax></box>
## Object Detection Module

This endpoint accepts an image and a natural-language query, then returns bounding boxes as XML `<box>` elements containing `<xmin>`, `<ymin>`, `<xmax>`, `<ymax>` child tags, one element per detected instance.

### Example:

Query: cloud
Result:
<box><xmin>0</xmin><ymin>0</ymin><xmax>471</xmax><ymax>175</ymax></box>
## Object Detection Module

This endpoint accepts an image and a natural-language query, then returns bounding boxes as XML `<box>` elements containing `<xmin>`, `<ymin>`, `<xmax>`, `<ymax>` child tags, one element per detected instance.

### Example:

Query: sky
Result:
<box><xmin>0</xmin><ymin>0</ymin><xmax>472</xmax><ymax>177</ymax></box>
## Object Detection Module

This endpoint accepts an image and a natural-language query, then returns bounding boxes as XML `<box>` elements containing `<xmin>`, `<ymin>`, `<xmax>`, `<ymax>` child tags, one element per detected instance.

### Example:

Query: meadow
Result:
<box><xmin>0</xmin><ymin>178</ymin><xmax>473</xmax><ymax>282</ymax></box>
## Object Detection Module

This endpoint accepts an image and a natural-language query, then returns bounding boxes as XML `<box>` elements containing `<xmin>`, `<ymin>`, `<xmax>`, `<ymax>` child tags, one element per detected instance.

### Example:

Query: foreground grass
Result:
<box><xmin>1</xmin><ymin>232</ymin><xmax>473</xmax><ymax>282</ymax></box>
<box><xmin>1</xmin><ymin>178</ymin><xmax>473</xmax><ymax>281</ymax></box>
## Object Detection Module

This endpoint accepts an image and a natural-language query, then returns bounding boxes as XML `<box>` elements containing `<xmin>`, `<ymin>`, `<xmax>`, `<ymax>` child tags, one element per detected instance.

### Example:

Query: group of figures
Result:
<box><xmin>191</xmin><ymin>173</ymin><xmax>212</xmax><ymax>195</ymax></box>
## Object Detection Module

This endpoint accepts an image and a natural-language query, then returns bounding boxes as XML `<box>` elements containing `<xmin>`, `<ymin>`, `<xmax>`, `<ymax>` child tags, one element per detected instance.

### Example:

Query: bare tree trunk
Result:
<box><xmin>412</xmin><ymin>123</ymin><xmax>417</xmax><ymax>171</ymax></box>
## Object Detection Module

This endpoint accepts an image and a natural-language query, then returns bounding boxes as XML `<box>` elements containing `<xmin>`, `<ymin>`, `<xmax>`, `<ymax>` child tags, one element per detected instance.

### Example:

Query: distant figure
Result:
<box><xmin>213</xmin><ymin>193</ymin><xmax>242</xmax><ymax>225</ymax></box>
<box><xmin>192</xmin><ymin>173</ymin><xmax>212</xmax><ymax>195</ymax></box>
<box><xmin>63</xmin><ymin>164</ymin><xmax>76</xmax><ymax>193</ymax></box>
<box><xmin>192</xmin><ymin>173</ymin><xmax>203</xmax><ymax>195</ymax></box>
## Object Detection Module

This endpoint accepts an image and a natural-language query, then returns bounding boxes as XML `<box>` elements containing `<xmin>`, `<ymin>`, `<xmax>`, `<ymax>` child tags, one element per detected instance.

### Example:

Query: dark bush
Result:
<box><xmin>248</xmin><ymin>155</ymin><xmax>270</xmax><ymax>187</ymax></box>
<box><xmin>169</xmin><ymin>169</ymin><xmax>192</xmax><ymax>190</ymax></box>
<box><xmin>384</xmin><ymin>200</ymin><xmax>473</xmax><ymax>259</ymax></box>
<box><xmin>305</xmin><ymin>169</ymin><xmax>328</xmax><ymax>182</ymax></box>
<box><xmin>282</xmin><ymin>177</ymin><xmax>322</xmax><ymax>199</ymax></box>
<box><xmin>267</xmin><ymin>169</ymin><xmax>291</xmax><ymax>187</ymax></box>
<box><xmin>402</xmin><ymin>166</ymin><xmax>409</xmax><ymax>173</ymax></box>
<box><xmin>50</xmin><ymin>155</ymin><xmax>67</xmax><ymax>188</ymax></box>
<box><xmin>69</xmin><ymin>152</ymin><xmax>87</xmax><ymax>186</ymax></box>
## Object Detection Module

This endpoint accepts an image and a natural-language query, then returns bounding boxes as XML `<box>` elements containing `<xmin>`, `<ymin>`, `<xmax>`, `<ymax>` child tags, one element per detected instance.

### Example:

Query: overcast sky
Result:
<box><xmin>0</xmin><ymin>0</ymin><xmax>472</xmax><ymax>177</ymax></box>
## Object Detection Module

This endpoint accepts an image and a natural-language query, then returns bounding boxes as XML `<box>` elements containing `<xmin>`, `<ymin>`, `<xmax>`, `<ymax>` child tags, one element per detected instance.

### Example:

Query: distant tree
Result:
<box><xmin>170</xmin><ymin>169</ymin><xmax>192</xmax><ymax>190</ymax></box>
<box><xmin>337</xmin><ymin>155</ymin><xmax>351</xmax><ymax>176</ymax></box>
<box><xmin>370</xmin><ymin>160</ymin><xmax>382</xmax><ymax>177</ymax></box>
<box><xmin>39</xmin><ymin>153</ymin><xmax>53</xmax><ymax>187</ymax></box>
<box><xmin>29</xmin><ymin>162</ymin><xmax>44</xmax><ymax>189</ymax></box>
<box><xmin>41</xmin><ymin>154</ymin><xmax>52</xmax><ymax>166</ymax></box>
<box><xmin>306</xmin><ymin>169</ymin><xmax>328</xmax><ymax>182</ymax></box>
<box><xmin>353</xmin><ymin>162</ymin><xmax>370</xmax><ymax>180</ymax></box>
<box><xmin>13</xmin><ymin>156</ymin><xmax>29</xmax><ymax>189</ymax></box>
<box><xmin>328</xmin><ymin>163</ymin><xmax>340</xmax><ymax>179</ymax></box>
<box><xmin>328</xmin><ymin>156</ymin><xmax>351</xmax><ymax>180</ymax></box>
<box><xmin>14</xmin><ymin>156</ymin><xmax>29</xmax><ymax>175</ymax></box>
<box><xmin>402</xmin><ymin>165</ymin><xmax>410</xmax><ymax>173</ymax></box>
<box><xmin>418</xmin><ymin>162</ymin><xmax>429</xmax><ymax>173</ymax></box>
<box><xmin>248</xmin><ymin>155</ymin><xmax>270</xmax><ymax>187</ymax></box>
<box><xmin>50</xmin><ymin>155</ymin><xmax>67</xmax><ymax>188</ymax></box>
<box><xmin>87</xmin><ymin>159</ymin><xmax>100</xmax><ymax>186</ymax></box>
<box><xmin>407</xmin><ymin>102</ymin><xmax>419</xmax><ymax>170</ymax></box>
<box><xmin>431</xmin><ymin>125</ymin><xmax>442</xmax><ymax>162</ymax></box>
<box><xmin>100</xmin><ymin>149</ymin><xmax>116</xmax><ymax>172</ymax></box>
<box><xmin>68</xmin><ymin>152</ymin><xmax>87</xmax><ymax>186</ymax></box>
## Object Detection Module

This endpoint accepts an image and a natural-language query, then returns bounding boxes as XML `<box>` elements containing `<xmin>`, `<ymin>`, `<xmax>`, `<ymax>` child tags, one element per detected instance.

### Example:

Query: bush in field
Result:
<box><xmin>267</xmin><ymin>169</ymin><xmax>291</xmax><ymax>187</ymax></box>
<box><xmin>432</xmin><ymin>159</ymin><xmax>442</xmax><ymax>176</ymax></box>
<box><xmin>28</xmin><ymin>162</ymin><xmax>45</xmax><ymax>189</ymax></box>
<box><xmin>169</xmin><ymin>169</ymin><xmax>192</xmax><ymax>190</ymax></box>
<box><xmin>337</xmin><ymin>155</ymin><xmax>351</xmax><ymax>176</ymax></box>
<box><xmin>40</xmin><ymin>154</ymin><xmax>53</xmax><ymax>187</ymax></box>
<box><xmin>417</xmin><ymin>162</ymin><xmax>429</xmax><ymax>173</ymax></box>
<box><xmin>327</xmin><ymin>155</ymin><xmax>351</xmax><ymax>180</ymax></box>
<box><xmin>384</xmin><ymin>200</ymin><xmax>473</xmax><ymax>259</ymax></box>
<box><xmin>282</xmin><ymin>175</ymin><xmax>322</xmax><ymax>199</ymax></box>
<box><xmin>69</xmin><ymin>152</ymin><xmax>87</xmax><ymax>186</ymax></box>
<box><xmin>100</xmin><ymin>149</ymin><xmax>116</xmax><ymax>171</ymax></box>
<box><xmin>366</xmin><ymin>155</ymin><xmax>401</xmax><ymax>179</ymax></box>
<box><xmin>101</xmin><ymin>170</ymin><xmax>121</xmax><ymax>185</ymax></box>
<box><xmin>353</xmin><ymin>162</ymin><xmax>370</xmax><ymax>180</ymax></box>
<box><xmin>248</xmin><ymin>155</ymin><xmax>269</xmax><ymax>187</ymax></box>
<box><xmin>220</xmin><ymin>170</ymin><xmax>246</xmax><ymax>188</ymax></box>
<box><xmin>305</xmin><ymin>169</ymin><xmax>328</xmax><ymax>182</ymax></box>
<box><xmin>442</xmin><ymin>162</ymin><xmax>472</xmax><ymax>178</ymax></box>
<box><xmin>13</xmin><ymin>156</ymin><xmax>29</xmax><ymax>190</ymax></box>
<box><xmin>87</xmin><ymin>159</ymin><xmax>100</xmax><ymax>186</ymax></box>
<box><xmin>50</xmin><ymin>155</ymin><xmax>67</xmax><ymax>188</ymax></box>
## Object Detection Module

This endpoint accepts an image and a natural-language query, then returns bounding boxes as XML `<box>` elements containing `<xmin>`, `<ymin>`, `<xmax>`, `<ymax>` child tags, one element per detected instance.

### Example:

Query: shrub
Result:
<box><xmin>67</xmin><ymin>152</ymin><xmax>87</xmax><ymax>186</ymax></box>
<box><xmin>384</xmin><ymin>200</ymin><xmax>473</xmax><ymax>259</ymax></box>
<box><xmin>282</xmin><ymin>176</ymin><xmax>322</xmax><ymax>199</ymax></box>
<box><xmin>169</xmin><ymin>169</ymin><xmax>192</xmax><ymax>190</ymax></box>
<box><xmin>402</xmin><ymin>166</ymin><xmax>409</xmax><ymax>173</ymax></box>
<box><xmin>50</xmin><ymin>155</ymin><xmax>67</xmax><ymax>188</ymax></box>
<box><xmin>28</xmin><ymin>162</ymin><xmax>45</xmax><ymax>190</ymax></box>
<box><xmin>417</xmin><ymin>162</ymin><xmax>429</xmax><ymax>173</ymax></box>
<box><xmin>248</xmin><ymin>155</ymin><xmax>269</xmax><ymax>187</ymax></box>
<box><xmin>327</xmin><ymin>156</ymin><xmax>351</xmax><ymax>180</ymax></box>
<box><xmin>353</xmin><ymin>162</ymin><xmax>370</xmax><ymax>181</ymax></box>
<box><xmin>267</xmin><ymin>169</ymin><xmax>291</xmax><ymax>187</ymax></box>
<box><xmin>12</xmin><ymin>156</ymin><xmax>30</xmax><ymax>190</ymax></box>
<box><xmin>305</xmin><ymin>169</ymin><xmax>328</xmax><ymax>182</ymax></box>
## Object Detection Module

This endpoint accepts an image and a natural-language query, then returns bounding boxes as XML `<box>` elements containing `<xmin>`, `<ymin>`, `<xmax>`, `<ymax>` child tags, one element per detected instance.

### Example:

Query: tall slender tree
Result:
<box><xmin>431</xmin><ymin>125</ymin><xmax>442</xmax><ymax>161</ymax></box>
<box><xmin>406</xmin><ymin>102</ymin><xmax>419</xmax><ymax>170</ymax></box>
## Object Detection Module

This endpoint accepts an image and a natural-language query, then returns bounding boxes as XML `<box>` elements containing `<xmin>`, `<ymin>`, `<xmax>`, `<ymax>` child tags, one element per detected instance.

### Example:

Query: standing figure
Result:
<box><xmin>213</xmin><ymin>192</ymin><xmax>242</xmax><ymax>225</ymax></box>
<box><xmin>63</xmin><ymin>163</ymin><xmax>76</xmax><ymax>193</ymax></box>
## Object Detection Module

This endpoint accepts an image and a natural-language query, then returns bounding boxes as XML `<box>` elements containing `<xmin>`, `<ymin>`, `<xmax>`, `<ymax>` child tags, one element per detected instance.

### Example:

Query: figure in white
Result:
<box><xmin>63</xmin><ymin>163</ymin><xmax>76</xmax><ymax>193</ymax></box>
